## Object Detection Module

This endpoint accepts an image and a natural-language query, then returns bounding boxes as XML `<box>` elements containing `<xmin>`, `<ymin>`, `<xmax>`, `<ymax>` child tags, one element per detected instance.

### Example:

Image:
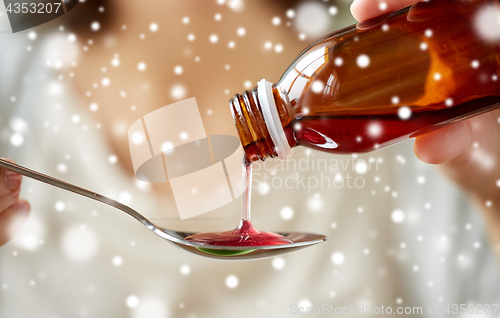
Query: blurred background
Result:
<box><xmin>1</xmin><ymin>0</ymin><xmax>499</xmax><ymax>317</ymax></box>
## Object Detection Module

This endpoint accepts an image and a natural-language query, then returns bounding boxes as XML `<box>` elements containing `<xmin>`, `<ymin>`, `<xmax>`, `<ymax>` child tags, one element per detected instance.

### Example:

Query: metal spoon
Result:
<box><xmin>0</xmin><ymin>159</ymin><xmax>326</xmax><ymax>261</ymax></box>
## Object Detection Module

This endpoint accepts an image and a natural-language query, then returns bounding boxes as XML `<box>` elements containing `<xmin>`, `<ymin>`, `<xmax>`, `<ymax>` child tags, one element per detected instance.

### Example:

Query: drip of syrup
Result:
<box><xmin>184</xmin><ymin>157</ymin><xmax>293</xmax><ymax>246</ymax></box>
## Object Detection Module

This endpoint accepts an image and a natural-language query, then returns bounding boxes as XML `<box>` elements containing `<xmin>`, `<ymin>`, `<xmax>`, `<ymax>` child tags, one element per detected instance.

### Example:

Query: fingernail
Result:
<box><xmin>4</xmin><ymin>171</ymin><xmax>22</xmax><ymax>192</ymax></box>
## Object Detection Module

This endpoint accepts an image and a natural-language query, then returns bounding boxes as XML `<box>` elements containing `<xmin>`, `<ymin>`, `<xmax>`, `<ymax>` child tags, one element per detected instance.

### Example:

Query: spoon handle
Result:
<box><xmin>0</xmin><ymin>158</ymin><xmax>147</xmax><ymax>225</ymax></box>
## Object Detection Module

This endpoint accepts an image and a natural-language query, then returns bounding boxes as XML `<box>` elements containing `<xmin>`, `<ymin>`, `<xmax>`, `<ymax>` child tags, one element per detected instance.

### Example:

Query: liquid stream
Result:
<box><xmin>184</xmin><ymin>159</ymin><xmax>292</xmax><ymax>247</ymax></box>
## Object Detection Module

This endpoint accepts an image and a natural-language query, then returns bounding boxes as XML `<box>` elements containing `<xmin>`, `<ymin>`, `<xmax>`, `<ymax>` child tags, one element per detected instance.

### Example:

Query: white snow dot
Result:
<box><xmin>355</xmin><ymin>160</ymin><xmax>368</xmax><ymax>174</ymax></box>
<box><xmin>137</xmin><ymin>62</ymin><xmax>147</xmax><ymax>72</ymax></box>
<box><xmin>131</xmin><ymin>132</ymin><xmax>145</xmax><ymax>145</ymax></box>
<box><xmin>445</xmin><ymin>98</ymin><xmax>453</xmax><ymax>107</ymax></box>
<box><xmin>258</xmin><ymin>182</ymin><xmax>270</xmax><ymax>195</ymax></box>
<box><xmin>174</xmin><ymin>65</ymin><xmax>183</xmax><ymax>75</ymax></box>
<box><xmin>67</xmin><ymin>33</ymin><xmax>76</xmax><ymax>42</ymax></box>
<box><xmin>264</xmin><ymin>41</ymin><xmax>273</xmax><ymax>50</ymax></box>
<box><xmin>182</xmin><ymin>16</ymin><xmax>190</xmax><ymax>24</ymax></box>
<box><xmin>420</xmin><ymin>42</ymin><xmax>428</xmax><ymax>50</ymax></box>
<box><xmin>280</xmin><ymin>206</ymin><xmax>294</xmax><ymax>220</ymax></box>
<box><xmin>391</xmin><ymin>209</ymin><xmax>405</xmax><ymax>223</ymax></box>
<box><xmin>471</xmin><ymin>60</ymin><xmax>479</xmax><ymax>69</ymax></box>
<box><xmin>62</xmin><ymin>226</ymin><xmax>98</xmax><ymax>262</ymax></box>
<box><xmin>379</xmin><ymin>2</ymin><xmax>387</xmax><ymax>10</ymax></box>
<box><xmin>368</xmin><ymin>122</ymin><xmax>382</xmax><ymax>137</ymax></box>
<box><xmin>331</xmin><ymin>252</ymin><xmax>345</xmax><ymax>265</ymax></box>
<box><xmin>161</xmin><ymin>141</ymin><xmax>174</xmax><ymax>153</ymax></box>
<box><xmin>474</xmin><ymin>5</ymin><xmax>500</xmax><ymax>42</ymax></box>
<box><xmin>10</xmin><ymin>117</ymin><xmax>28</xmax><ymax>133</ymax></box>
<box><xmin>57</xmin><ymin>163</ymin><xmax>67</xmax><ymax>173</ymax></box>
<box><xmin>126</xmin><ymin>295</ymin><xmax>140</xmax><ymax>309</ymax></box>
<box><xmin>391</xmin><ymin>96</ymin><xmax>400</xmax><ymax>105</ymax></box>
<box><xmin>171</xmin><ymin>84</ymin><xmax>186</xmax><ymax>100</ymax></box>
<box><xmin>286</xmin><ymin>9</ymin><xmax>295</xmax><ymax>18</ymax></box>
<box><xmin>133</xmin><ymin>297</ymin><xmax>167</xmax><ymax>318</ymax></box>
<box><xmin>237</xmin><ymin>27</ymin><xmax>246</xmax><ymax>36</ymax></box>
<box><xmin>180</xmin><ymin>264</ymin><xmax>190</xmax><ymax>275</ymax></box>
<box><xmin>311</xmin><ymin>80</ymin><xmax>324</xmax><ymax>93</ymax></box>
<box><xmin>417</xmin><ymin>176</ymin><xmax>426</xmax><ymax>184</ymax></box>
<box><xmin>308</xmin><ymin>194</ymin><xmax>323</xmax><ymax>211</ymax></box>
<box><xmin>149</xmin><ymin>23</ymin><xmax>159</xmax><ymax>32</ymax></box>
<box><xmin>101</xmin><ymin>77</ymin><xmax>110</xmax><ymax>86</ymax></box>
<box><xmin>187</xmin><ymin>33</ymin><xmax>195</xmax><ymax>41</ymax></box>
<box><xmin>179</xmin><ymin>131</ymin><xmax>188</xmax><ymax>140</ymax></box>
<box><xmin>228</xmin><ymin>41</ymin><xmax>235</xmax><ymax>49</ymax></box>
<box><xmin>334</xmin><ymin>57</ymin><xmax>343</xmax><ymax>66</ymax></box>
<box><xmin>111</xmin><ymin>57</ymin><xmax>120</xmax><ymax>67</ymax></box>
<box><xmin>214</xmin><ymin>13</ymin><xmax>222</xmax><ymax>21</ymax></box>
<box><xmin>71</xmin><ymin>115</ymin><xmax>80</xmax><ymax>123</ymax></box>
<box><xmin>272</xmin><ymin>17</ymin><xmax>281</xmax><ymax>26</ymax></box>
<box><xmin>118</xmin><ymin>192</ymin><xmax>132</xmax><ymax>204</ymax></box>
<box><xmin>89</xmin><ymin>102</ymin><xmax>99</xmax><ymax>112</ymax></box>
<box><xmin>112</xmin><ymin>255</ymin><xmax>123</xmax><ymax>267</ymax></box>
<box><xmin>298</xmin><ymin>299</ymin><xmax>312</xmax><ymax>309</ymax></box>
<box><xmin>329</xmin><ymin>6</ymin><xmax>338</xmax><ymax>16</ymax></box>
<box><xmin>295</xmin><ymin>2</ymin><xmax>330</xmax><ymax>37</ymax></box>
<box><xmin>425</xmin><ymin>29</ymin><xmax>433</xmax><ymax>37</ymax></box>
<box><xmin>209</xmin><ymin>34</ymin><xmax>219</xmax><ymax>43</ymax></box>
<box><xmin>244</xmin><ymin>80</ymin><xmax>252</xmax><ymax>89</ymax></box>
<box><xmin>357</xmin><ymin>54</ymin><xmax>370</xmax><ymax>68</ymax></box>
<box><xmin>433</xmin><ymin>72</ymin><xmax>442</xmax><ymax>81</ymax></box>
<box><xmin>496</xmin><ymin>179</ymin><xmax>500</xmax><ymax>187</ymax></box>
<box><xmin>108</xmin><ymin>155</ymin><xmax>117</xmax><ymax>164</ymax></box>
<box><xmin>55</xmin><ymin>201</ymin><xmax>66</xmax><ymax>212</ymax></box>
<box><xmin>91</xmin><ymin>21</ymin><xmax>100</xmax><ymax>31</ymax></box>
<box><xmin>10</xmin><ymin>133</ymin><xmax>24</xmax><ymax>147</ymax></box>
<box><xmin>398</xmin><ymin>106</ymin><xmax>412</xmax><ymax>120</ymax></box>
<box><xmin>228</xmin><ymin>0</ymin><xmax>244</xmax><ymax>12</ymax></box>
<box><xmin>225</xmin><ymin>275</ymin><xmax>239</xmax><ymax>289</ymax></box>
<box><xmin>272</xmin><ymin>257</ymin><xmax>285</xmax><ymax>270</ymax></box>
<box><xmin>274</xmin><ymin>44</ymin><xmax>283</xmax><ymax>53</ymax></box>
<box><xmin>28</xmin><ymin>31</ymin><xmax>37</xmax><ymax>40</ymax></box>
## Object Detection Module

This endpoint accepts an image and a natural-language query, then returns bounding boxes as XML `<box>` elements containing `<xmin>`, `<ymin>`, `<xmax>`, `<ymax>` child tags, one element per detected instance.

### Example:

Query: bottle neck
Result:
<box><xmin>230</xmin><ymin>79</ymin><xmax>295</xmax><ymax>162</ymax></box>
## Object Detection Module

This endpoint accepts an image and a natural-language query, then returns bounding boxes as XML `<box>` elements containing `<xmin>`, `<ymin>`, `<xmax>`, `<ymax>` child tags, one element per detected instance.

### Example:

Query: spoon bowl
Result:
<box><xmin>0</xmin><ymin>158</ymin><xmax>326</xmax><ymax>261</ymax></box>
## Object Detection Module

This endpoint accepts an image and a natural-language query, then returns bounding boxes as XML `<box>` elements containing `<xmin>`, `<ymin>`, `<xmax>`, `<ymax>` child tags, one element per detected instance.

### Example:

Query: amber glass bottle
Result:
<box><xmin>230</xmin><ymin>0</ymin><xmax>500</xmax><ymax>162</ymax></box>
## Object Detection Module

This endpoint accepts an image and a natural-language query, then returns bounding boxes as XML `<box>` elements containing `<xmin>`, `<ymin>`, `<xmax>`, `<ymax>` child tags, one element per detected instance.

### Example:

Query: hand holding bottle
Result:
<box><xmin>352</xmin><ymin>0</ymin><xmax>500</xmax><ymax>256</ymax></box>
<box><xmin>0</xmin><ymin>159</ymin><xmax>30</xmax><ymax>247</ymax></box>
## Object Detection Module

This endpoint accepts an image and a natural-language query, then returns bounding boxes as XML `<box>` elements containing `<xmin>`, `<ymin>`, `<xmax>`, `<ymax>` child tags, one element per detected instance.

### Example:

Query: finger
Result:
<box><xmin>351</xmin><ymin>0</ymin><xmax>421</xmax><ymax>21</ymax></box>
<box><xmin>414</xmin><ymin>121</ymin><xmax>472</xmax><ymax>165</ymax></box>
<box><xmin>0</xmin><ymin>191</ymin><xmax>20</xmax><ymax>212</ymax></box>
<box><xmin>0</xmin><ymin>199</ymin><xmax>30</xmax><ymax>247</ymax></box>
<box><xmin>0</xmin><ymin>158</ymin><xmax>22</xmax><ymax>197</ymax></box>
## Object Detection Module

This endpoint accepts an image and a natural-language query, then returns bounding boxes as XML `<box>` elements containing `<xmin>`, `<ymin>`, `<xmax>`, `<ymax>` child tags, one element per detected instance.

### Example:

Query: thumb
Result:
<box><xmin>0</xmin><ymin>199</ymin><xmax>30</xmax><ymax>247</ymax></box>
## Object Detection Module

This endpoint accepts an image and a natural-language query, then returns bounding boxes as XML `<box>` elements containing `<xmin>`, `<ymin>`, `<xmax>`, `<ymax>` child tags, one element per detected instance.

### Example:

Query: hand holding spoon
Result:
<box><xmin>0</xmin><ymin>158</ymin><xmax>326</xmax><ymax>261</ymax></box>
